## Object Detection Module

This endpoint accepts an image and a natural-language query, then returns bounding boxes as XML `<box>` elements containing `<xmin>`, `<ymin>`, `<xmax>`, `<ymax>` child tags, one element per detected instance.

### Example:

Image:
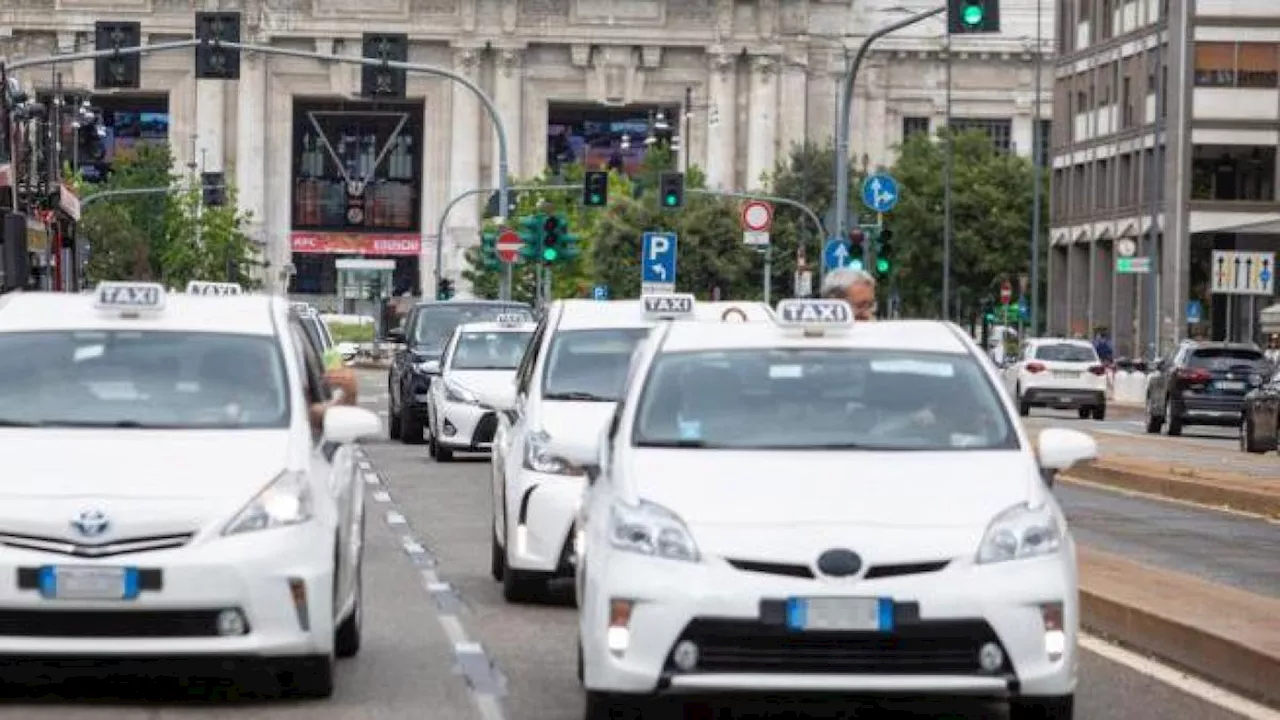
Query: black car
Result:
<box><xmin>1240</xmin><ymin>366</ymin><xmax>1280</xmax><ymax>453</ymax></box>
<box><xmin>1144</xmin><ymin>341</ymin><xmax>1269</xmax><ymax>436</ymax></box>
<box><xmin>385</xmin><ymin>300</ymin><xmax>533</xmax><ymax>443</ymax></box>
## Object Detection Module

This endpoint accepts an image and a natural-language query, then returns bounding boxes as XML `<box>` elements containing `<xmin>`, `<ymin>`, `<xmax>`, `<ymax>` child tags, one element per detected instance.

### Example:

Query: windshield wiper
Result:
<box><xmin>45</xmin><ymin>420</ymin><xmax>151</xmax><ymax>428</ymax></box>
<box><xmin>0</xmin><ymin>419</ymin><xmax>43</xmax><ymax>427</ymax></box>
<box><xmin>636</xmin><ymin>439</ymin><xmax>708</xmax><ymax>448</ymax></box>
<box><xmin>544</xmin><ymin>391</ymin><xmax>613</xmax><ymax>401</ymax></box>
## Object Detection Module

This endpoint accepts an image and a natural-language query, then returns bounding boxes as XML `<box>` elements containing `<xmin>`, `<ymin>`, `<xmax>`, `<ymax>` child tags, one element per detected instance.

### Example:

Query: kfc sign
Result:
<box><xmin>290</xmin><ymin>232</ymin><xmax>422</xmax><ymax>256</ymax></box>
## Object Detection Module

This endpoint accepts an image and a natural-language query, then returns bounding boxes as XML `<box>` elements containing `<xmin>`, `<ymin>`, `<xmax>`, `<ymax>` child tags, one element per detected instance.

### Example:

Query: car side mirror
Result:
<box><xmin>558</xmin><ymin>439</ymin><xmax>601</xmax><ymax>480</ymax></box>
<box><xmin>422</xmin><ymin>360</ymin><xmax>441</xmax><ymax>375</ymax></box>
<box><xmin>1037</xmin><ymin>428</ymin><xmax>1098</xmax><ymax>473</ymax></box>
<box><xmin>489</xmin><ymin>383</ymin><xmax>518</xmax><ymax>412</ymax></box>
<box><xmin>385</xmin><ymin>328</ymin><xmax>405</xmax><ymax>344</ymax></box>
<box><xmin>323</xmin><ymin>405</ymin><xmax>382</xmax><ymax>444</ymax></box>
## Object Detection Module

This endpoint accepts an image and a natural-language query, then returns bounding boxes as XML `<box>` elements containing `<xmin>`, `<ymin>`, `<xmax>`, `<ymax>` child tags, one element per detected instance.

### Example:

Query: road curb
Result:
<box><xmin>1079</xmin><ymin>549</ymin><xmax>1280</xmax><ymax>709</ymax></box>
<box><xmin>1065</xmin><ymin>461</ymin><xmax>1280</xmax><ymax>519</ymax></box>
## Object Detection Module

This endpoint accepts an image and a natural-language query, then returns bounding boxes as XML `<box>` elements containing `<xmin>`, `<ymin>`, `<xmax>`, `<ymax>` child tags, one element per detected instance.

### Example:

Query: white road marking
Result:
<box><xmin>1081</xmin><ymin>633</ymin><xmax>1280</xmax><ymax>719</ymax></box>
<box><xmin>385</xmin><ymin>510</ymin><xmax>407</xmax><ymax>525</ymax></box>
<box><xmin>372</xmin><ymin>490</ymin><xmax>391</xmax><ymax>502</ymax></box>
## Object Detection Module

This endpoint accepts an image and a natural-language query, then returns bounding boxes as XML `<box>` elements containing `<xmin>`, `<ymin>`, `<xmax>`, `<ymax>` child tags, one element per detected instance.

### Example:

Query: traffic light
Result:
<box><xmin>195</xmin><ymin>12</ymin><xmax>241</xmax><ymax>80</ymax></box>
<box><xmin>948</xmin><ymin>0</ymin><xmax>1000</xmax><ymax>33</ymax></box>
<box><xmin>518</xmin><ymin>215</ymin><xmax>544</xmax><ymax>261</ymax></box>
<box><xmin>94</xmin><ymin>22</ymin><xmax>141</xmax><ymax>90</ymax></box>
<box><xmin>583</xmin><ymin>170</ymin><xmax>609</xmax><ymax>207</ymax></box>
<box><xmin>875</xmin><ymin>227</ymin><xmax>893</xmax><ymax>276</ymax></box>
<box><xmin>362</xmin><ymin>34</ymin><xmax>408</xmax><ymax>98</ymax></box>
<box><xmin>542</xmin><ymin>215</ymin><xmax>563</xmax><ymax>262</ymax></box>
<box><xmin>558</xmin><ymin>215</ymin><xmax>581</xmax><ymax>260</ymax></box>
<box><xmin>437</xmin><ymin>278</ymin><xmax>455</xmax><ymax>300</ymax></box>
<box><xmin>479</xmin><ymin>228</ymin><xmax>500</xmax><ymax>269</ymax></box>
<box><xmin>659</xmin><ymin>172</ymin><xmax>685</xmax><ymax>209</ymax></box>
<box><xmin>201</xmin><ymin>172</ymin><xmax>226</xmax><ymax>207</ymax></box>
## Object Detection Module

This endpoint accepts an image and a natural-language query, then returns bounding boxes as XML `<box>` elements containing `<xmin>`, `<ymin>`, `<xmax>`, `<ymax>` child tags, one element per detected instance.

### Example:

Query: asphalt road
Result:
<box><xmin>0</xmin><ymin>372</ymin><xmax>1264</xmax><ymax>719</ymax></box>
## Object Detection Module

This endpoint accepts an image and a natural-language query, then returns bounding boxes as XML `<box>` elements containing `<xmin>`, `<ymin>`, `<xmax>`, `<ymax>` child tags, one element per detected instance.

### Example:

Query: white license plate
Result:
<box><xmin>785</xmin><ymin>597</ymin><xmax>892</xmax><ymax>632</ymax></box>
<box><xmin>1216</xmin><ymin>381</ymin><xmax>1245</xmax><ymax>391</ymax></box>
<box><xmin>1052</xmin><ymin>371</ymin><xmax>1080</xmax><ymax>379</ymax></box>
<box><xmin>39</xmin><ymin>566</ymin><xmax>137</xmax><ymax>600</ymax></box>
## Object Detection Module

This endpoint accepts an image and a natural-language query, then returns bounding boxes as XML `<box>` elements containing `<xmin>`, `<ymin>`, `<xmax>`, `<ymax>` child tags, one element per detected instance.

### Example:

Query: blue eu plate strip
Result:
<box><xmin>785</xmin><ymin>598</ymin><xmax>807</xmax><ymax>630</ymax></box>
<box><xmin>37</xmin><ymin>566</ymin><xmax>56</xmax><ymax>598</ymax></box>
<box><xmin>123</xmin><ymin>568</ymin><xmax>140</xmax><ymax>600</ymax></box>
<box><xmin>878</xmin><ymin>597</ymin><xmax>894</xmax><ymax>631</ymax></box>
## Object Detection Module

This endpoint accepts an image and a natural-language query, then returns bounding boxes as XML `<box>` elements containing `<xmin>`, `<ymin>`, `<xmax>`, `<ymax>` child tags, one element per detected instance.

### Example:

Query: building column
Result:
<box><xmin>777</xmin><ymin>48</ymin><xmax>808</xmax><ymax>162</ymax></box>
<box><xmin>493</xmin><ymin>47</ymin><xmax>524</xmax><ymax>183</ymax></box>
<box><xmin>264</xmin><ymin>81</ymin><xmax>292</xmax><ymax>293</ymax></box>
<box><xmin>704</xmin><ymin>51</ymin><xmax>737</xmax><ymax>190</ymax></box>
<box><xmin>746</xmin><ymin>55</ymin><xmax>779</xmax><ymax>190</ymax></box>
<box><xmin>448</xmin><ymin>46</ymin><xmax>482</xmax><ymax>286</ymax></box>
<box><xmin>195</xmin><ymin>79</ymin><xmax>226</xmax><ymax>173</ymax></box>
<box><xmin>234</xmin><ymin>52</ymin><xmax>267</xmax><ymax>247</ymax></box>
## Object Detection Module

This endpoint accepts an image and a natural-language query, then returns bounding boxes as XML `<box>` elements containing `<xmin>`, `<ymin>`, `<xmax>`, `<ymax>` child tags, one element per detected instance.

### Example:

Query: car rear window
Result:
<box><xmin>1188</xmin><ymin>348</ymin><xmax>1265</xmax><ymax>370</ymax></box>
<box><xmin>1034</xmin><ymin>343</ymin><xmax>1097</xmax><ymax>362</ymax></box>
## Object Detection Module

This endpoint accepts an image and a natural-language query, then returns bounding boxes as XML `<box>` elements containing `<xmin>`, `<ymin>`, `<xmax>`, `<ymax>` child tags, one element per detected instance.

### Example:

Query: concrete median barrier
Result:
<box><xmin>1064</xmin><ymin>458</ymin><xmax>1280</xmax><ymax>519</ymax></box>
<box><xmin>1079</xmin><ymin>546</ymin><xmax>1280</xmax><ymax>709</ymax></box>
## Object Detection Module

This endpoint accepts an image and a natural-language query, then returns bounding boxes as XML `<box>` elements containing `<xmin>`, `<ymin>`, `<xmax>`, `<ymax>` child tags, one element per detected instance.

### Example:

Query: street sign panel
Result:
<box><xmin>641</xmin><ymin>231</ymin><xmax>678</xmax><ymax>294</ymax></box>
<box><xmin>1211</xmin><ymin>250</ymin><xmax>1274</xmax><ymax>295</ymax></box>
<box><xmin>861</xmin><ymin>173</ymin><xmax>900</xmax><ymax>213</ymax></box>
<box><xmin>593</xmin><ymin>285</ymin><xmax>609</xmax><ymax>301</ymax></box>
<box><xmin>741</xmin><ymin>201</ymin><xmax>772</xmax><ymax>247</ymax></box>
<box><xmin>1116</xmin><ymin>256</ymin><xmax>1151</xmax><ymax>274</ymax></box>
<box><xmin>999</xmin><ymin>281</ymin><xmax>1012</xmax><ymax>305</ymax></box>
<box><xmin>1186</xmin><ymin>299</ymin><xmax>1202</xmax><ymax>324</ymax></box>
<box><xmin>496</xmin><ymin>229</ymin><xmax>523</xmax><ymax>264</ymax></box>
<box><xmin>824</xmin><ymin>238</ymin><xmax>854</xmax><ymax>270</ymax></box>
<box><xmin>743</xmin><ymin>230</ymin><xmax>770</xmax><ymax>246</ymax></box>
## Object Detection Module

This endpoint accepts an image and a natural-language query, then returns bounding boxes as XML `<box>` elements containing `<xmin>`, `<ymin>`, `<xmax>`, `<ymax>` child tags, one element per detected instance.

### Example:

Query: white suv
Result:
<box><xmin>1004</xmin><ymin>339</ymin><xmax>1108</xmax><ymax>420</ymax></box>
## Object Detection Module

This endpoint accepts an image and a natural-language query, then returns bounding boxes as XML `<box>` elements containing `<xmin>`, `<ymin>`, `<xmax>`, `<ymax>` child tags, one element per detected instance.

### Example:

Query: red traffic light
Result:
<box><xmin>849</xmin><ymin>229</ymin><xmax>866</xmax><ymax>245</ymax></box>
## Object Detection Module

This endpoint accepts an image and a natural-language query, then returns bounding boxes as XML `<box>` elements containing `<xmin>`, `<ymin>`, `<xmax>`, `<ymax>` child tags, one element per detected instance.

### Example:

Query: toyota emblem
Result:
<box><xmin>71</xmin><ymin>509</ymin><xmax>110</xmax><ymax>538</ymax></box>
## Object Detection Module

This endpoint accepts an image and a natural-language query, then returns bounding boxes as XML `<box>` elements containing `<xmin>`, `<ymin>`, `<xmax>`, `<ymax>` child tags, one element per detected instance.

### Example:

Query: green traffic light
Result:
<box><xmin>590</xmin><ymin>194</ymin><xmax>601</xmax><ymax>204</ymax></box>
<box><xmin>962</xmin><ymin>3</ymin><xmax>983</xmax><ymax>25</ymax></box>
<box><xmin>542</xmin><ymin>247</ymin><xmax>558</xmax><ymax>261</ymax></box>
<box><xmin>876</xmin><ymin>258</ymin><xmax>890</xmax><ymax>273</ymax></box>
<box><xmin>664</xmin><ymin>194</ymin><xmax>677</xmax><ymax>206</ymax></box>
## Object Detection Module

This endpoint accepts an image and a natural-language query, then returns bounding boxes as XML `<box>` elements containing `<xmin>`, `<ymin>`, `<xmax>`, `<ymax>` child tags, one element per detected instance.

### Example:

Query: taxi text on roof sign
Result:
<box><xmin>642</xmin><ymin>293</ymin><xmax>696</xmax><ymax>318</ymax></box>
<box><xmin>95</xmin><ymin>282</ymin><xmax>167</xmax><ymax>311</ymax></box>
<box><xmin>496</xmin><ymin>313</ymin><xmax>526</xmax><ymax>327</ymax></box>
<box><xmin>187</xmin><ymin>281</ymin><xmax>243</xmax><ymax>296</ymax></box>
<box><xmin>775</xmin><ymin>299</ymin><xmax>854</xmax><ymax>327</ymax></box>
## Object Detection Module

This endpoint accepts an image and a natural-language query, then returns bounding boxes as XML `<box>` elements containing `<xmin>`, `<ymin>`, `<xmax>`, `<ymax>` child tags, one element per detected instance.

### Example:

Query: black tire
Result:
<box><xmin>1077</xmin><ymin>407</ymin><xmax>1089</xmax><ymax>420</ymax></box>
<box><xmin>501</xmin><ymin>517</ymin><xmax>545</xmax><ymax>602</ymax></box>
<box><xmin>1144</xmin><ymin>398</ymin><xmax>1163</xmax><ymax>433</ymax></box>
<box><xmin>275</xmin><ymin>656</ymin><xmax>335</xmax><ymax>698</ymax></box>
<box><xmin>1010</xmin><ymin>694</ymin><xmax>1074</xmax><ymax>720</ymax></box>
<box><xmin>1241</xmin><ymin>416</ymin><xmax>1264</xmax><ymax>454</ymax></box>
<box><xmin>434</xmin><ymin>435</ymin><xmax>454</xmax><ymax>462</ymax></box>
<box><xmin>491</xmin><ymin>523</ymin><xmax>505</xmax><ymax>581</ymax></box>
<box><xmin>1092</xmin><ymin>404</ymin><xmax>1107</xmax><ymax>421</ymax></box>
<box><xmin>1165</xmin><ymin>397</ymin><xmax>1183</xmax><ymax>436</ymax></box>
<box><xmin>334</xmin><ymin>548</ymin><xmax>363</xmax><ymax>658</ymax></box>
<box><xmin>584</xmin><ymin>690</ymin><xmax>651</xmax><ymax>720</ymax></box>
<box><xmin>400</xmin><ymin>403</ymin><xmax>425</xmax><ymax>445</ymax></box>
<box><xmin>1017</xmin><ymin>386</ymin><xmax>1031</xmax><ymax>417</ymax></box>
<box><xmin>388</xmin><ymin>408</ymin><xmax>402</xmax><ymax>440</ymax></box>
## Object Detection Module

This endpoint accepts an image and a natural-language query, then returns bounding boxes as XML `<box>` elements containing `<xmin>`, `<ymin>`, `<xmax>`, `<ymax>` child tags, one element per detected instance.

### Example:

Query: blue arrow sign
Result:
<box><xmin>641</xmin><ymin>232</ymin><xmax>678</xmax><ymax>287</ymax></box>
<box><xmin>824</xmin><ymin>238</ymin><xmax>853</xmax><ymax>271</ymax></box>
<box><xmin>861</xmin><ymin>173</ymin><xmax>900</xmax><ymax>213</ymax></box>
<box><xmin>1186</xmin><ymin>300</ymin><xmax>1202</xmax><ymax>324</ymax></box>
<box><xmin>593</xmin><ymin>285</ymin><xmax>609</xmax><ymax>301</ymax></box>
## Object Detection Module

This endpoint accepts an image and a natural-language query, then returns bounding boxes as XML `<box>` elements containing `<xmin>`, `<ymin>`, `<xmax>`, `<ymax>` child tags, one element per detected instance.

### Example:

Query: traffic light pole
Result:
<box><xmin>832</xmin><ymin>6</ymin><xmax>945</xmax><ymax>249</ymax></box>
<box><xmin>435</xmin><ymin>183</ymin><xmax>579</xmax><ymax>302</ymax></box>
<box><xmin>6</xmin><ymin>35</ymin><xmax>516</xmax><ymax>299</ymax></box>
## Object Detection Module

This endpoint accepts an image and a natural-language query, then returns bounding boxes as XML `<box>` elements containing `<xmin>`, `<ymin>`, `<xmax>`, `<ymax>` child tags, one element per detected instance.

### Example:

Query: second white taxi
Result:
<box><xmin>570</xmin><ymin>299</ymin><xmax>1097</xmax><ymax>720</ymax></box>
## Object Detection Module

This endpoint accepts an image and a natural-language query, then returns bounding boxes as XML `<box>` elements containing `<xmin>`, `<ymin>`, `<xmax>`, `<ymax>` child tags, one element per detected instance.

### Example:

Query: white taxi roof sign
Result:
<box><xmin>495</xmin><ymin>313</ymin><xmax>527</xmax><ymax>327</ymax></box>
<box><xmin>187</xmin><ymin>280</ymin><xmax>243</xmax><ymax>296</ymax></box>
<box><xmin>775</xmin><ymin>299</ymin><xmax>854</xmax><ymax>335</ymax></box>
<box><xmin>95</xmin><ymin>282</ymin><xmax>167</xmax><ymax>312</ymax></box>
<box><xmin>642</xmin><ymin>293</ymin><xmax>695</xmax><ymax>319</ymax></box>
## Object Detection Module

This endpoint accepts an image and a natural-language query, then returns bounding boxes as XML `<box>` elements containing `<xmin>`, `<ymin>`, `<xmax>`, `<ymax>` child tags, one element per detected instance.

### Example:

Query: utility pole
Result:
<box><xmin>942</xmin><ymin>31</ymin><xmax>953</xmax><ymax>321</ymax></box>
<box><xmin>1145</xmin><ymin>26</ymin><xmax>1166</xmax><ymax>359</ymax></box>
<box><xmin>683</xmin><ymin>86</ymin><xmax>692</xmax><ymax>174</ymax></box>
<box><xmin>1029</xmin><ymin>0</ymin><xmax>1044</xmax><ymax>337</ymax></box>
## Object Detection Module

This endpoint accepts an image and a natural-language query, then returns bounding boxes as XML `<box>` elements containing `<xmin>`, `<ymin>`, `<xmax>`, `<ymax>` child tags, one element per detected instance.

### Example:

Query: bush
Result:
<box><xmin>327</xmin><ymin>322</ymin><xmax>375</xmax><ymax>344</ymax></box>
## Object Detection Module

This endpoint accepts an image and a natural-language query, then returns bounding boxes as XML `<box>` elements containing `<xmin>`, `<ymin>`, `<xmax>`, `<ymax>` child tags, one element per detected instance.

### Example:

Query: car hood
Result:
<box><xmin>447</xmin><ymin>370</ymin><xmax>517</xmax><ymax>404</ymax></box>
<box><xmin>536</xmin><ymin>400</ymin><xmax>616</xmax><ymax>449</ymax></box>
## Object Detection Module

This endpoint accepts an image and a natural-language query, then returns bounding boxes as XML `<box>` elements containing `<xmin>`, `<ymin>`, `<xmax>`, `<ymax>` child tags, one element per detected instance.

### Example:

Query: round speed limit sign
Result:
<box><xmin>741</xmin><ymin>201</ymin><xmax>773</xmax><ymax>232</ymax></box>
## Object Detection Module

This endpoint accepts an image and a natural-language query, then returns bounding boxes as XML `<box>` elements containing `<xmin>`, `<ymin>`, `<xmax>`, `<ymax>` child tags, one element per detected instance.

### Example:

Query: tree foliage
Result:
<box><xmin>73</xmin><ymin>143</ymin><xmax>263</xmax><ymax>289</ymax></box>
<box><xmin>885</xmin><ymin>129</ymin><xmax>1047</xmax><ymax>319</ymax></box>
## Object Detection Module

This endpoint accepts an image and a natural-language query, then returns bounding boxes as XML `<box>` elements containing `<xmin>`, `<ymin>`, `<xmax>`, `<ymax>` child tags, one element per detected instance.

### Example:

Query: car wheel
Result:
<box><xmin>334</xmin><ymin>542</ymin><xmax>363</xmax><ymax>658</ymax></box>
<box><xmin>275</xmin><ymin>655</ymin><xmax>335</xmax><ymax>698</ymax></box>
<box><xmin>1010</xmin><ymin>694</ymin><xmax>1074</xmax><ymax>720</ymax></box>
<box><xmin>1077</xmin><ymin>407</ymin><xmax>1089</xmax><ymax>420</ymax></box>
<box><xmin>1144</xmin><ymin>397</ymin><xmax>1163</xmax><ymax>433</ymax></box>
<box><xmin>1017</xmin><ymin>386</ymin><xmax>1031</xmax><ymax>417</ymax></box>
<box><xmin>400</xmin><ymin>404</ymin><xmax>425</xmax><ymax>445</ymax></box>
<box><xmin>584</xmin><ymin>690</ymin><xmax>650</xmax><ymax>720</ymax></box>
<box><xmin>501</xmin><ymin>517</ymin><xmax>545</xmax><ymax>602</ymax></box>
<box><xmin>388</xmin><ymin>410</ymin><xmax>402</xmax><ymax>440</ymax></box>
<box><xmin>433</xmin><ymin>433</ymin><xmax>454</xmax><ymax>462</ymax></box>
<box><xmin>1092</xmin><ymin>404</ymin><xmax>1107</xmax><ymax>421</ymax></box>
<box><xmin>1165</xmin><ymin>397</ymin><xmax>1183</xmax><ymax>436</ymax></box>
<box><xmin>1241</xmin><ymin>416</ymin><xmax>1264</xmax><ymax>454</ymax></box>
<box><xmin>491</xmin><ymin>521</ymin><xmax>505</xmax><ymax>581</ymax></box>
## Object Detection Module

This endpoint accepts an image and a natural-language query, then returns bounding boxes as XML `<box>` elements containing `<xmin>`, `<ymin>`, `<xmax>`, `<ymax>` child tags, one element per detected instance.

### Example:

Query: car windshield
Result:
<box><xmin>542</xmin><ymin>328</ymin><xmax>651</xmax><ymax>402</ymax></box>
<box><xmin>1189</xmin><ymin>348</ymin><xmax>1265</xmax><ymax>370</ymax></box>
<box><xmin>633</xmin><ymin>348</ymin><xmax>1017</xmax><ymax>451</ymax></box>
<box><xmin>411</xmin><ymin>305</ymin><xmax>531</xmax><ymax>353</ymax></box>
<box><xmin>0</xmin><ymin>331</ymin><xmax>289</xmax><ymax>429</ymax></box>
<box><xmin>450</xmin><ymin>331</ymin><xmax>532</xmax><ymax>370</ymax></box>
<box><xmin>1035</xmin><ymin>343</ymin><xmax>1097</xmax><ymax>362</ymax></box>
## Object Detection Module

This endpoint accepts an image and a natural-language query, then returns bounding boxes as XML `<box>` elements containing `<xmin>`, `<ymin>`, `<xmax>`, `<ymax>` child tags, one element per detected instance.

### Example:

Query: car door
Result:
<box><xmin>1254</xmin><ymin>371</ymin><xmax>1280</xmax><ymax>446</ymax></box>
<box><xmin>289</xmin><ymin>319</ymin><xmax>359</xmax><ymax>607</ymax></box>
<box><xmin>429</xmin><ymin>329</ymin><xmax>462</xmax><ymax>435</ymax></box>
<box><xmin>390</xmin><ymin>307</ymin><xmax>418</xmax><ymax>414</ymax></box>
<box><xmin>492</xmin><ymin>313</ymin><xmax>550</xmax><ymax>537</ymax></box>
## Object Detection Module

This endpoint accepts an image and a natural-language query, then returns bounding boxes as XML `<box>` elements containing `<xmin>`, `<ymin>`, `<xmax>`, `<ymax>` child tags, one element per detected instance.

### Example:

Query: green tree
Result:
<box><xmin>886</xmin><ymin>129</ymin><xmax>1047</xmax><ymax>318</ymax></box>
<box><xmin>75</xmin><ymin>143</ymin><xmax>261</xmax><ymax>288</ymax></box>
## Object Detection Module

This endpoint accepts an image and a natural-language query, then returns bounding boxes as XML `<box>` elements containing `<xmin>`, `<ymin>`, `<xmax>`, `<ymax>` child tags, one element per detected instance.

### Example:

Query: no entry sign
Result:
<box><xmin>496</xmin><ymin>229</ymin><xmax>523</xmax><ymax>264</ymax></box>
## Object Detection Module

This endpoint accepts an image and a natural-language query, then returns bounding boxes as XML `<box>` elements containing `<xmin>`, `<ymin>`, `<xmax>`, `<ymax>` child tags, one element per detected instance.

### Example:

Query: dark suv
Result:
<box><xmin>1144</xmin><ymin>341</ymin><xmax>1269</xmax><ymax>436</ymax></box>
<box><xmin>386</xmin><ymin>300</ymin><xmax>532</xmax><ymax>443</ymax></box>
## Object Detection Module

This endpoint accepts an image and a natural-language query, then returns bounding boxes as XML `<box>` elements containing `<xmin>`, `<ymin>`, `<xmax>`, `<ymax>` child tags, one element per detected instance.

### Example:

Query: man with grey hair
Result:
<box><xmin>820</xmin><ymin>267</ymin><xmax>878</xmax><ymax>321</ymax></box>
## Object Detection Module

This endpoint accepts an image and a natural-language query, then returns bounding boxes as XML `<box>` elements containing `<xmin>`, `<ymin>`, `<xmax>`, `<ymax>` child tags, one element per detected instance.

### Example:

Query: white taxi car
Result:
<box><xmin>570</xmin><ymin>299</ymin><xmax>1098</xmax><ymax>720</ymax></box>
<box><xmin>424</xmin><ymin>314</ymin><xmax>536</xmax><ymax>461</ymax></box>
<box><xmin>0</xmin><ymin>282</ymin><xmax>381</xmax><ymax>697</ymax></box>
<box><xmin>1003</xmin><ymin>338</ymin><xmax>1108</xmax><ymax>420</ymax></box>
<box><xmin>487</xmin><ymin>296</ymin><xmax>770</xmax><ymax>603</ymax></box>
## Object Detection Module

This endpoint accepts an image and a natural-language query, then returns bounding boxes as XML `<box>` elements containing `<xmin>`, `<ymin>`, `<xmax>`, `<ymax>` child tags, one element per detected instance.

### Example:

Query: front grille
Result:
<box><xmin>726</xmin><ymin>558</ymin><xmax>950</xmax><ymax>580</ymax></box>
<box><xmin>0</xmin><ymin>610</ymin><xmax>233</xmax><ymax>638</ymax></box>
<box><xmin>667</xmin><ymin>617</ymin><xmax>1009</xmax><ymax>676</ymax></box>
<box><xmin>472</xmin><ymin>412</ymin><xmax>498</xmax><ymax>445</ymax></box>
<box><xmin>0</xmin><ymin>532</ymin><xmax>193</xmax><ymax>559</ymax></box>
<box><xmin>727</xmin><ymin>559</ymin><xmax>814</xmax><ymax>578</ymax></box>
<box><xmin>864</xmin><ymin>560</ymin><xmax>950</xmax><ymax>579</ymax></box>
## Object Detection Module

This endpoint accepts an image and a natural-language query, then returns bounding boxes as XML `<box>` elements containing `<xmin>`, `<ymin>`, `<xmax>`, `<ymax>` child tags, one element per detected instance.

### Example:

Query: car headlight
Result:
<box><xmin>609</xmin><ymin>499</ymin><xmax>699</xmax><ymax>562</ymax></box>
<box><xmin>444</xmin><ymin>380</ymin><xmax>480</xmax><ymax>405</ymax></box>
<box><xmin>223</xmin><ymin>470</ymin><xmax>314</xmax><ymax>536</ymax></box>
<box><xmin>975</xmin><ymin>502</ymin><xmax>1062</xmax><ymax>564</ymax></box>
<box><xmin>522</xmin><ymin>430</ymin><xmax>585</xmax><ymax>476</ymax></box>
